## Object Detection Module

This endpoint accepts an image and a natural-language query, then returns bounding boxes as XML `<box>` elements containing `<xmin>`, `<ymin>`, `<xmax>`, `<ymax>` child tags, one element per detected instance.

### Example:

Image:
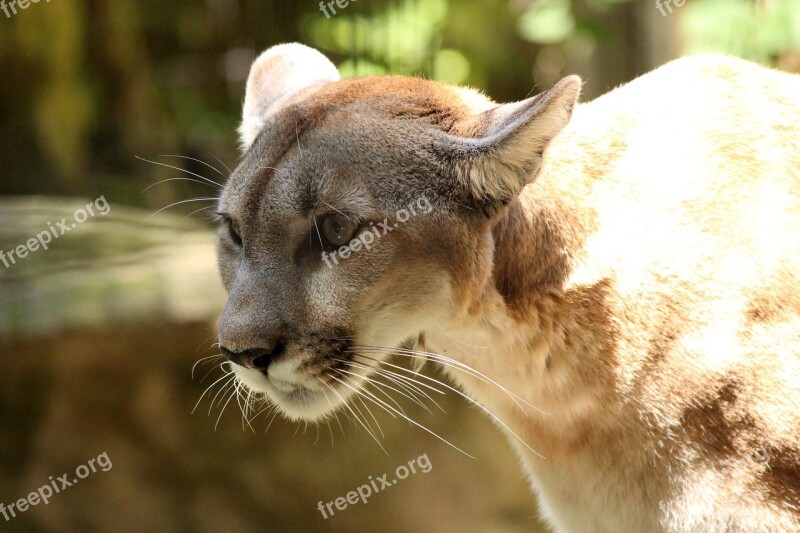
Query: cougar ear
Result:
<box><xmin>442</xmin><ymin>76</ymin><xmax>581</xmax><ymax>208</ymax></box>
<box><xmin>239</xmin><ymin>43</ymin><xmax>340</xmax><ymax>152</ymax></box>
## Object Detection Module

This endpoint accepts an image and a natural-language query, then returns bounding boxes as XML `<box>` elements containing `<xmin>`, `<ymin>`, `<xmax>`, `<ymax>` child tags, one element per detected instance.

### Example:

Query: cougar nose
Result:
<box><xmin>220</xmin><ymin>342</ymin><xmax>285</xmax><ymax>371</ymax></box>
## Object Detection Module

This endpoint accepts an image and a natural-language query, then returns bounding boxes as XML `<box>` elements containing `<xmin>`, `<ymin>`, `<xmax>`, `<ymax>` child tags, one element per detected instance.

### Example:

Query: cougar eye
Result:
<box><xmin>320</xmin><ymin>213</ymin><xmax>357</xmax><ymax>247</ymax></box>
<box><xmin>228</xmin><ymin>219</ymin><xmax>243</xmax><ymax>246</ymax></box>
<box><xmin>216</xmin><ymin>213</ymin><xmax>242</xmax><ymax>247</ymax></box>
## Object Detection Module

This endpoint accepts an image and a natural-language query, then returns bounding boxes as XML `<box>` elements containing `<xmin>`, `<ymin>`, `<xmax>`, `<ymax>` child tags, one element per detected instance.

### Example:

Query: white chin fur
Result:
<box><xmin>231</xmin><ymin>366</ymin><xmax>357</xmax><ymax>422</ymax></box>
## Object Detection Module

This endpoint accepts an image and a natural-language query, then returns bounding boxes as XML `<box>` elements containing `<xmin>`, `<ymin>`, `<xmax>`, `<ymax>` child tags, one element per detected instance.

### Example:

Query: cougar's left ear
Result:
<box><xmin>442</xmin><ymin>76</ymin><xmax>581</xmax><ymax>209</ymax></box>
<box><xmin>239</xmin><ymin>43</ymin><xmax>340</xmax><ymax>152</ymax></box>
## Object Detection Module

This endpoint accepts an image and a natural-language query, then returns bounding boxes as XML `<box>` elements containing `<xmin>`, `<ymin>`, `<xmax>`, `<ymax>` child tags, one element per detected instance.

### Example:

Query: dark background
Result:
<box><xmin>0</xmin><ymin>1</ymin><xmax>797</xmax><ymax>531</ymax></box>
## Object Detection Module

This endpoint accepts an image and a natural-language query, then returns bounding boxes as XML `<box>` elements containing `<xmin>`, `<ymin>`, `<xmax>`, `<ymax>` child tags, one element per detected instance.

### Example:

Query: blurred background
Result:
<box><xmin>0</xmin><ymin>1</ymin><xmax>798</xmax><ymax>531</ymax></box>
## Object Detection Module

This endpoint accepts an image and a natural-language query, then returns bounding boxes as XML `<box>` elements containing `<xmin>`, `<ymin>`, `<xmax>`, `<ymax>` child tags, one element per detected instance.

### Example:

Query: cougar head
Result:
<box><xmin>215</xmin><ymin>43</ymin><xmax>579</xmax><ymax>420</ymax></box>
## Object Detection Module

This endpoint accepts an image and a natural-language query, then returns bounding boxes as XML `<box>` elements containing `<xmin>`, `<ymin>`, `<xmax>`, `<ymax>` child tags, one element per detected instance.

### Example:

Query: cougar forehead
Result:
<box><xmin>222</xmin><ymin>76</ymin><xmax>489</xmax><ymax>214</ymax></box>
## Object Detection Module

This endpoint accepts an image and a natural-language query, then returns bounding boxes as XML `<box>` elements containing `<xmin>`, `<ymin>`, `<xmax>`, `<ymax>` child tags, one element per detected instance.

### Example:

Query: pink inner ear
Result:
<box><xmin>239</xmin><ymin>43</ymin><xmax>340</xmax><ymax>152</ymax></box>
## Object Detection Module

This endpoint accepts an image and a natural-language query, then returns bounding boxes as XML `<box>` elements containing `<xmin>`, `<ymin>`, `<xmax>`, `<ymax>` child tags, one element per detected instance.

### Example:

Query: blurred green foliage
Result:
<box><xmin>0</xmin><ymin>0</ymin><xmax>796</xmax><ymax>211</ymax></box>
<box><xmin>684</xmin><ymin>0</ymin><xmax>800</xmax><ymax>63</ymax></box>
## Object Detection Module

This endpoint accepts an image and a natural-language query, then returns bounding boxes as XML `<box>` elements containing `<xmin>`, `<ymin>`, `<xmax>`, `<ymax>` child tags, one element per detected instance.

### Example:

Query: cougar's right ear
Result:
<box><xmin>438</xmin><ymin>76</ymin><xmax>581</xmax><ymax>211</ymax></box>
<box><xmin>238</xmin><ymin>43</ymin><xmax>340</xmax><ymax>153</ymax></box>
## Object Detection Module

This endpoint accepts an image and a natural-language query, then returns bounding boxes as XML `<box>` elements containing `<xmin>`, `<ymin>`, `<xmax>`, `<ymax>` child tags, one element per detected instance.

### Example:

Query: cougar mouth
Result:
<box><xmin>232</xmin><ymin>365</ymin><xmax>337</xmax><ymax>420</ymax></box>
<box><xmin>230</xmin><ymin>336</ymin><xmax>421</xmax><ymax>421</ymax></box>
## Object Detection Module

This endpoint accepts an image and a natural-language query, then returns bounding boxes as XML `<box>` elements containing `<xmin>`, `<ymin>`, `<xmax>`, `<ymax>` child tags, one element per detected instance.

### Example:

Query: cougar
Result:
<box><xmin>213</xmin><ymin>43</ymin><xmax>800</xmax><ymax>531</ymax></box>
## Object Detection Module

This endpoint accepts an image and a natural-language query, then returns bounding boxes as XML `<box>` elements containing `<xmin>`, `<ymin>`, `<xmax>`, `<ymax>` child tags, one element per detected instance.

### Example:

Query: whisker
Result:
<box><xmin>337</xmin><ymin>359</ymin><xmax>430</xmax><ymax>414</ymax></box>
<box><xmin>147</xmin><ymin>197</ymin><xmax>220</xmax><ymax>220</ymax></box>
<box><xmin>350</xmin><ymin>356</ymin><xmax>447</xmax><ymax>404</ymax></box>
<box><xmin>245</xmin><ymin>388</ymin><xmax>257</xmax><ymax>420</ymax></box>
<box><xmin>234</xmin><ymin>381</ymin><xmax>247</xmax><ymax>431</ymax></box>
<box><xmin>355</xmin><ymin>344</ymin><xmax>546</xmax><ymax>416</ymax></box>
<box><xmin>135</xmin><ymin>155</ymin><xmax>222</xmax><ymax>189</ymax></box>
<box><xmin>191</xmin><ymin>365</ymin><xmax>233</xmax><ymax>414</ymax></box>
<box><xmin>367</xmin><ymin>367</ymin><xmax>448</xmax><ymax>413</ymax></box>
<box><xmin>264</xmin><ymin>406</ymin><xmax>281</xmax><ymax>434</ymax></box>
<box><xmin>191</xmin><ymin>354</ymin><xmax>225</xmax><ymax>379</ymax></box>
<box><xmin>312</xmin><ymin>422</ymin><xmax>321</xmax><ymax>446</ymax></box>
<box><xmin>352</xmin><ymin>355</ymin><xmax>450</xmax><ymax>417</ymax></box>
<box><xmin>246</xmin><ymin>397</ymin><xmax>274</xmax><ymax>424</ymax></box>
<box><xmin>321</xmin><ymin>385</ymin><xmax>346</xmax><ymax>437</ymax></box>
<box><xmin>141</xmin><ymin>177</ymin><xmax>220</xmax><ymax>193</ymax></box>
<box><xmin>199</xmin><ymin>361</ymin><xmax>224</xmax><ymax>383</ymax></box>
<box><xmin>159</xmin><ymin>154</ymin><xmax>227</xmax><ymax>179</ymax></box>
<box><xmin>237</xmin><ymin>385</ymin><xmax>257</xmax><ymax>434</ymax></box>
<box><xmin>312</xmin><ymin>215</ymin><xmax>324</xmax><ymax>250</ymax></box>
<box><xmin>319</xmin><ymin>393</ymin><xmax>337</xmax><ymax>446</ymax></box>
<box><xmin>327</xmin><ymin>419</ymin><xmax>335</xmax><ymax>446</ymax></box>
<box><xmin>208</xmin><ymin>153</ymin><xmax>233</xmax><ymax>174</ymax></box>
<box><xmin>209</xmin><ymin>375</ymin><xmax>237</xmax><ymax>414</ymax></box>
<box><xmin>309</xmin><ymin>170</ymin><xmax>336</xmax><ymax>251</ymax></box>
<box><xmin>182</xmin><ymin>204</ymin><xmax>218</xmax><ymax>221</ymax></box>
<box><xmin>355</xmin><ymin>394</ymin><xmax>384</xmax><ymax>437</ymax></box>
<box><xmin>331</xmin><ymin>373</ymin><xmax>398</xmax><ymax>421</ymax></box>
<box><xmin>195</xmin><ymin>336</ymin><xmax>221</xmax><ymax>355</ymax></box>
<box><xmin>336</xmin><ymin>362</ymin><xmax>418</xmax><ymax>413</ymax></box>
<box><xmin>352</xmin><ymin>354</ymin><xmax>447</xmax><ymax>397</ymax></box>
<box><xmin>320</xmin><ymin>379</ymin><xmax>387</xmax><ymax>454</ymax></box>
<box><xmin>331</xmin><ymin>371</ymin><xmax>475</xmax><ymax>459</ymax></box>
<box><xmin>331</xmin><ymin>374</ymin><xmax>399</xmax><ymax>440</ymax></box>
<box><xmin>453</xmin><ymin>200</ymin><xmax>475</xmax><ymax>212</ymax></box>
<box><xmin>322</xmin><ymin>202</ymin><xmax>353</xmax><ymax>220</ymax></box>
<box><xmin>436</xmin><ymin>325</ymin><xmax>494</xmax><ymax>350</ymax></box>
<box><xmin>332</xmin><ymin>375</ymin><xmax>385</xmax><ymax>438</ymax></box>
<box><xmin>354</xmin><ymin>350</ymin><xmax>545</xmax><ymax>459</ymax></box>
<box><xmin>215</xmin><ymin>381</ymin><xmax>240</xmax><ymax>430</ymax></box>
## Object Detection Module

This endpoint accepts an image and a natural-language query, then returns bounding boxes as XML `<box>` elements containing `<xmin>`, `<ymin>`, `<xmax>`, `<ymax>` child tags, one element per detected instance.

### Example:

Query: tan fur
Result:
<box><xmin>216</xmin><ymin>45</ymin><xmax>800</xmax><ymax>531</ymax></box>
